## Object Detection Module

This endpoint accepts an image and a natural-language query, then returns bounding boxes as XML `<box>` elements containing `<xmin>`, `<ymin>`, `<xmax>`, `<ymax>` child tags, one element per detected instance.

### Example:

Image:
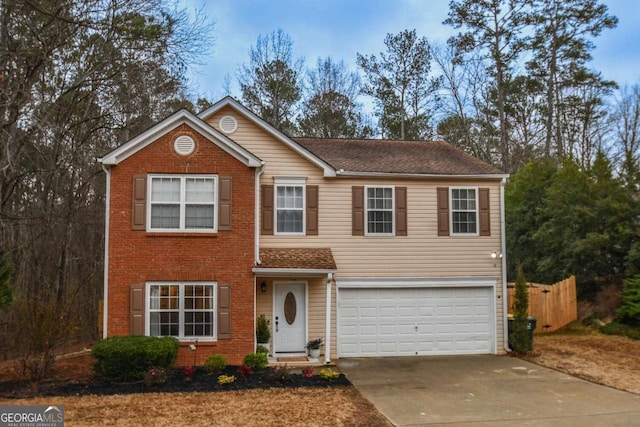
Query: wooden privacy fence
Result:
<box><xmin>507</xmin><ymin>276</ymin><xmax>577</xmax><ymax>333</ymax></box>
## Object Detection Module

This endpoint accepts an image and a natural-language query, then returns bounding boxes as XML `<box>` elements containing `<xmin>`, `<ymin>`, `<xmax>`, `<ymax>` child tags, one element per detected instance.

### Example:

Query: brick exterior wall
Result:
<box><xmin>107</xmin><ymin>123</ymin><xmax>255</xmax><ymax>365</ymax></box>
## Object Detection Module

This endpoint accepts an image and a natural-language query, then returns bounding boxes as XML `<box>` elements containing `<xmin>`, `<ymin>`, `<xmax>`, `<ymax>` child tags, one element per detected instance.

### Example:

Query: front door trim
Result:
<box><xmin>273</xmin><ymin>281</ymin><xmax>308</xmax><ymax>356</ymax></box>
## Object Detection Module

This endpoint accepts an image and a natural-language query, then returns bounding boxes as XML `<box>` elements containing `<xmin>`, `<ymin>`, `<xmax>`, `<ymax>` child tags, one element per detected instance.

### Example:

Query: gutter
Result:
<box><xmin>254</xmin><ymin>163</ymin><xmax>265</xmax><ymax>353</ymax></box>
<box><xmin>500</xmin><ymin>177</ymin><xmax>510</xmax><ymax>352</ymax></box>
<box><xmin>101</xmin><ymin>163</ymin><xmax>111</xmax><ymax>340</ymax></box>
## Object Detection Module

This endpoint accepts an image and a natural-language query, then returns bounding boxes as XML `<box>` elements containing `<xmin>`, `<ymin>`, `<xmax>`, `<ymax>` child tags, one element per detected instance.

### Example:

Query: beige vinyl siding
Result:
<box><xmin>208</xmin><ymin>107</ymin><xmax>504</xmax><ymax>353</ymax></box>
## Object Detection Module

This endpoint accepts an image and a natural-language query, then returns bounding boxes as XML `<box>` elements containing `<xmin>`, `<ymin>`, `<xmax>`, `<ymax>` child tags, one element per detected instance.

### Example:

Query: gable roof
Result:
<box><xmin>294</xmin><ymin>138</ymin><xmax>507</xmax><ymax>178</ymax></box>
<box><xmin>99</xmin><ymin>109</ymin><xmax>262</xmax><ymax>167</ymax></box>
<box><xmin>198</xmin><ymin>97</ymin><xmax>336</xmax><ymax>177</ymax></box>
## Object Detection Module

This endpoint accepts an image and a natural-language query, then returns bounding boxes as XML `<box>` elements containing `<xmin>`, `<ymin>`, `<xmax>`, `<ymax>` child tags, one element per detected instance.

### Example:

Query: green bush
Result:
<box><xmin>256</xmin><ymin>344</ymin><xmax>268</xmax><ymax>354</ymax></box>
<box><xmin>615</xmin><ymin>275</ymin><xmax>640</xmax><ymax>327</ymax></box>
<box><xmin>600</xmin><ymin>321</ymin><xmax>640</xmax><ymax>340</ymax></box>
<box><xmin>242</xmin><ymin>352</ymin><xmax>268</xmax><ymax>370</ymax></box>
<box><xmin>203</xmin><ymin>354</ymin><xmax>227</xmax><ymax>374</ymax></box>
<box><xmin>92</xmin><ymin>336</ymin><xmax>180</xmax><ymax>382</ymax></box>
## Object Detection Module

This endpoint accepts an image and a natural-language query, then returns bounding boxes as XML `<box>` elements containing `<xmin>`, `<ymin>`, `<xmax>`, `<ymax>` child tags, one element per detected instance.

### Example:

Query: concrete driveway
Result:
<box><xmin>338</xmin><ymin>355</ymin><xmax>640</xmax><ymax>426</ymax></box>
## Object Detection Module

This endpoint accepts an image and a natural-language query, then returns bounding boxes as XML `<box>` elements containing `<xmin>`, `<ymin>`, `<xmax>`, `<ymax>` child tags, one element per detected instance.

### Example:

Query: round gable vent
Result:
<box><xmin>174</xmin><ymin>135</ymin><xmax>195</xmax><ymax>156</ymax></box>
<box><xmin>219</xmin><ymin>115</ymin><xmax>238</xmax><ymax>134</ymax></box>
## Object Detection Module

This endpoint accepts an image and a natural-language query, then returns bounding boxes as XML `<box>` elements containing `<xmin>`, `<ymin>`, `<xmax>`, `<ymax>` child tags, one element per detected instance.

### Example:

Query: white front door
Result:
<box><xmin>274</xmin><ymin>282</ymin><xmax>306</xmax><ymax>354</ymax></box>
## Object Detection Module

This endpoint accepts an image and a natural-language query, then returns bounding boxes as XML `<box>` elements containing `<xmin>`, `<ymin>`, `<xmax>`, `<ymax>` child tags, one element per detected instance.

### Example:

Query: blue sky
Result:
<box><xmin>183</xmin><ymin>0</ymin><xmax>640</xmax><ymax>102</ymax></box>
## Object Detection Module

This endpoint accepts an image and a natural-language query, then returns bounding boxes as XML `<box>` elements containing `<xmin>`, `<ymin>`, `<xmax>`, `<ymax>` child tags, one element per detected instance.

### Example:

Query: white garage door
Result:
<box><xmin>338</xmin><ymin>287</ymin><xmax>494</xmax><ymax>357</ymax></box>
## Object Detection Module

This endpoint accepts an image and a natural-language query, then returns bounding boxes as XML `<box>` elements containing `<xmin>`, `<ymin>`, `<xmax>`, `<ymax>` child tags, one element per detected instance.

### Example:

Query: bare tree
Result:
<box><xmin>611</xmin><ymin>84</ymin><xmax>640</xmax><ymax>186</ymax></box>
<box><xmin>238</xmin><ymin>29</ymin><xmax>304</xmax><ymax>134</ymax></box>
<box><xmin>0</xmin><ymin>0</ymin><xmax>214</xmax><ymax>370</ymax></box>
<box><xmin>298</xmin><ymin>57</ymin><xmax>371</xmax><ymax>138</ymax></box>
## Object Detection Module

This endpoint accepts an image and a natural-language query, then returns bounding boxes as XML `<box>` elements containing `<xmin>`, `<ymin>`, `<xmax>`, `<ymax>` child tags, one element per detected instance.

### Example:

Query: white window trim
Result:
<box><xmin>147</xmin><ymin>174</ymin><xmax>219</xmax><ymax>233</ymax></box>
<box><xmin>365</xmin><ymin>185</ymin><xmax>395</xmax><ymax>236</ymax></box>
<box><xmin>274</xmin><ymin>177</ymin><xmax>306</xmax><ymax>236</ymax></box>
<box><xmin>146</xmin><ymin>281</ymin><xmax>217</xmax><ymax>341</ymax></box>
<box><xmin>450</xmin><ymin>186</ymin><xmax>479</xmax><ymax>236</ymax></box>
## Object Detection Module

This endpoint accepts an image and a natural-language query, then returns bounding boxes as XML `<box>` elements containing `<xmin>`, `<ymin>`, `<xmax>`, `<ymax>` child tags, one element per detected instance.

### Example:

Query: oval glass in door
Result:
<box><xmin>284</xmin><ymin>292</ymin><xmax>296</xmax><ymax>325</ymax></box>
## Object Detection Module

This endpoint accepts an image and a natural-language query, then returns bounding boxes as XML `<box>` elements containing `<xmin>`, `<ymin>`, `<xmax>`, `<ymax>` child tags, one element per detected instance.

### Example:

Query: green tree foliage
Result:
<box><xmin>298</xmin><ymin>57</ymin><xmax>372</xmax><ymax>138</ymax></box>
<box><xmin>505</xmin><ymin>159</ymin><xmax>557</xmax><ymax>280</ymax></box>
<box><xmin>506</xmin><ymin>155</ymin><xmax>639</xmax><ymax>297</ymax></box>
<box><xmin>510</xmin><ymin>266</ymin><xmax>532</xmax><ymax>353</ymax></box>
<box><xmin>357</xmin><ymin>29</ymin><xmax>440</xmax><ymax>140</ymax></box>
<box><xmin>615</xmin><ymin>276</ymin><xmax>640</xmax><ymax>327</ymax></box>
<box><xmin>238</xmin><ymin>29</ymin><xmax>303</xmax><ymax>134</ymax></box>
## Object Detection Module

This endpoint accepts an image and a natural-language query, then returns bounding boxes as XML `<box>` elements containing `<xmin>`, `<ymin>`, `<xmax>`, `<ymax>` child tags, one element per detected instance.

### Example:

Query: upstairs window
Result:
<box><xmin>366</xmin><ymin>186</ymin><xmax>394</xmax><ymax>235</ymax></box>
<box><xmin>451</xmin><ymin>187</ymin><xmax>477</xmax><ymax>235</ymax></box>
<box><xmin>275</xmin><ymin>178</ymin><xmax>305</xmax><ymax>234</ymax></box>
<box><xmin>148</xmin><ymin>175</ymin><xmax>217</xmax><ymax>232</ymax></box>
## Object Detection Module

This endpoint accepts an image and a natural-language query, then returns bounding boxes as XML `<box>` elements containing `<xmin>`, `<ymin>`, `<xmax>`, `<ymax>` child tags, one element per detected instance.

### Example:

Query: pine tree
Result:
<box><xmin>615</xmin><ymin>276</ymin><xmax>640</xmax><ymax>327</ymax></box>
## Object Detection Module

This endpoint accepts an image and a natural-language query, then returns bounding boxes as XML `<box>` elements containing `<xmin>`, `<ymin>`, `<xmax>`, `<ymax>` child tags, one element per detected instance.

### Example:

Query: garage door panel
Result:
<box><xmin>339</xmin><ymin>286</ymin><xmax>493</xmax><ymax>357</ymax></box>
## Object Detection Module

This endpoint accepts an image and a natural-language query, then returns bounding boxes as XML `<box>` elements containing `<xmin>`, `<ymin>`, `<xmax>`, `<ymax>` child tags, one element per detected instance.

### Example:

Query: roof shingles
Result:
<box><xmin>258</xmin><ymin>248</ymin><xmax>337</xmax><ymax>271</ymax></box>
<box><xmin>294</xmin><ymin>138</ymin><xmax>504</xmax><ymax>176</ymax></box>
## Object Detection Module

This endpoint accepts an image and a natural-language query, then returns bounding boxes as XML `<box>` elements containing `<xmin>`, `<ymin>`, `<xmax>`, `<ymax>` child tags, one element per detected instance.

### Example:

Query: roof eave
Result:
<box><xmin>252</xmin><ymin>268</ymin><xmax>337</xmax><ymax>276</ymax></box>
<box><xmin>334</xmin><ymin>170</ymin><xmax>510</xmax><ymax>179</ymax></box>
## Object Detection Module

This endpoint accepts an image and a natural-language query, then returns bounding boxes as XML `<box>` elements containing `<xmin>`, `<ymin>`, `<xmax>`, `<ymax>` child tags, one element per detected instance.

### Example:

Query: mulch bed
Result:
<box><xmin>0</xmin><ymin>365</ymin><xmax>351</xmax><ymax>399</ymax></box>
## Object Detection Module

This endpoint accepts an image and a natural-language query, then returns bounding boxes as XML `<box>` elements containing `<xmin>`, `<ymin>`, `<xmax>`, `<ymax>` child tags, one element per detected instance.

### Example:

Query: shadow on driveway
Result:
<box><xmin>338</xmin><ymin>355</ymin><xmax>640</xmax><ymax>426</ymax></box>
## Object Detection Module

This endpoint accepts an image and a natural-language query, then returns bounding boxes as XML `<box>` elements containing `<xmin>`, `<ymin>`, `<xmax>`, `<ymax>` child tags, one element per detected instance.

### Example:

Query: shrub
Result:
<box><xmin>183</xmin><ymin>366</ymin><xmax>195</xmax><ymax>381</ymax></box>
<box><xmin>92</xmin><ymin>336</ymin><xmax>179</xmax><ymax>382</ymax></box>
<box><xmin>256</xmin><ymin>314</ymin><xmax>271</xmax><ymax>343</ymax></box>
<box><xmin>510</xmin><ymin>266</ymin><xmax>532</xmax><ymax>353</ymax></box>
<box><xmin>319</xmin><ymin>368</ymin><xmax>340</xmax><ymax>381</ymax></box>
<box><xmin>242</xmin><ymin>352</ymin><xmax>268</xmax><ymax>370</ymax></box>
<box><xmin>203</xmin><ymin>354</ymin><xmax>227</xmax><ymax>374</ymax></box>
<box><xmin>615</xmin><ymin>275</ymin><xmax>640</xmax><ymax>327</ymax></box>
<box><xmin>600</xmin><ymin>321</ymin><xmax>640</xmax><ymax>340</ymax></box>
<box><xmin>143</xmin><ymin>367</ymin><xmax>168</xmax><ymax>387</ymax></box>
<box><xmin>237</xmin><ymin>364</ymin><xmax>252</xmax><ymax>379</ymax></box>
<box><xmin>302</xmin><ymin>366</ymin><xmax>314</xmax><ymax>378</ymax></box>
<box><xmin>269</xmin><ymin>365</ymin><xmax>291</xmax><ymax>383</ymax></box>
<box><xmin>256</xmin><ymin>344</ymin><xmax>268</xmax><ymax>354</ymax></box>
<box><xmin>217</xmin><ymin>374</ymin><xmax>236</xmax><ymax>385</ymax></box>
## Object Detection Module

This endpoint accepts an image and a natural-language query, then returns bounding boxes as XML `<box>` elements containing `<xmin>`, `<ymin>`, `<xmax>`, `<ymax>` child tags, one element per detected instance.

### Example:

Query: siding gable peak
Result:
<box><xmin>198</xmin><ymin>96</ymin><xmax>337</xmax><ymax>177</ymax></box>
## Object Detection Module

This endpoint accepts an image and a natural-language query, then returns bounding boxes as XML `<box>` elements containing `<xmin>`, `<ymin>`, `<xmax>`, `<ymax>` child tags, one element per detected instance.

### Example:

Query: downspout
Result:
<box><xmin>500</xmin><ymin>177</ymin><xmax>510</xmax><ymax>352</ymax></box>
<box><xmin>101</xmin><ymin>163</ymin><xmax>111</xmax><ymax>340</ymax></box>
<box><xmin>325</xmin><ymin>273</ymin><xmax>333</xmax><ymax>364</ymax></box>
<box><xmin>255</xmin><ymin>162</ymin><xmax>266</xmax><ymax>266</ymax></box>
<box><xmin>254</xmin><ymin>162</ymin><xmax>266</xmax><ymax>351</ymax></box>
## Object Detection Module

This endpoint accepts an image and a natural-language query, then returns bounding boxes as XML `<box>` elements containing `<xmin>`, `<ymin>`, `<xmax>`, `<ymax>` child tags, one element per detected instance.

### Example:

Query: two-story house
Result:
<box><xmin>99</xmin><ymin>96</ymin><xmax>509</xmax><ymax>365</ymax></box>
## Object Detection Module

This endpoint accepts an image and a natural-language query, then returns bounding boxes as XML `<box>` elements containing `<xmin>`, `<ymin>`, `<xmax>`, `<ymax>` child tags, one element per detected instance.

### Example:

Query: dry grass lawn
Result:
<box><xmin>523</xmin><ymin>327</ymin><xmax>640</xmax><ymax>395</ymax></box>
<box><xmin>0</xmin><ymin>387</ymin><xmax>391</xmax><ymax>426</ymax></box>
<box><xmin>0</xmin><ymin>351</ymin><xmax>391</xmax><ymax>426</ymax></box>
